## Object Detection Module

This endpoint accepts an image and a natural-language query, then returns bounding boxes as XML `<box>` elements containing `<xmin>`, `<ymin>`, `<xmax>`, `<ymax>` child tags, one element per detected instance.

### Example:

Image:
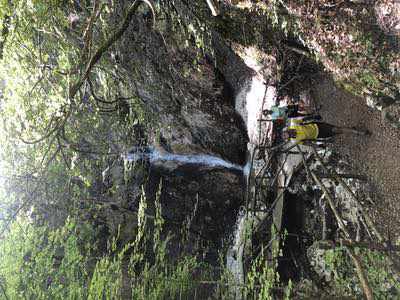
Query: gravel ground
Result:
<box><xmin>310</xmin><ymin>77</ymin><xmax>400</xmax><ymax>243</ymax></box>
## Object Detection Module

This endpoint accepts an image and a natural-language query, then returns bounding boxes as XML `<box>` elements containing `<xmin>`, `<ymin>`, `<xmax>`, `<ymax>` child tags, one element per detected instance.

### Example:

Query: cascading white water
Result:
<box><xmin>242</xmin><ymin>159</ymin><xmax>252</xmax><ymax>183</ymax></box>
<box><xmin>226</xmin><ymin>208</ymin><xmax>248</xmax><ymax>299</ymax></box>
<box><xmin>126</xmin><ymin>146</ymin><xmax>252</xmax><ymax>299</ymax></box>
<box><xmin>125</xmin><ymin>50</ymin><xmax>278</xmax><ymax>299</ymax></box>
<box><xmin>227</xmin><ymin>51</ymin><xmax>314</xmax><ymax>299</ymax></box>
<box><xmin>227</xmin><ymin>52</ymin><xmax>276</xmax><ymax>299</ymax></box>
<box><xmin>125</xmin><ymin>147</ymin><xmax>243</xmax><ymax>171</ymax></box>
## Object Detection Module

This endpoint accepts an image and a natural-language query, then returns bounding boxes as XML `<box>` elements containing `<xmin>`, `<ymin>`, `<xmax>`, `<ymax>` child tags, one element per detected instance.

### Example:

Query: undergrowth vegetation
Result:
<box><xmin>322</xmin><ymin>247</ymin><xmax>400</xmax><ymax>299</ymax></box>
<box><xmin>0</xmin><ymin>192</ymin><xmax>210</xmax><ymax>299</ymax></box>
<box><xmin>0</xmin><ymin>0</ymin><xmax>399</xmax><ymax>299</ymax></box>
<box><xmin>0</xmin><ymin>190</ymin><xmax>290</xmax><ymax>300</ymax></box>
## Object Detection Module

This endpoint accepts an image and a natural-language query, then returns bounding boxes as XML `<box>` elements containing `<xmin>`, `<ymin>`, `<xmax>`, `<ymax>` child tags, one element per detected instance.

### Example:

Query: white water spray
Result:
<box><xmin>226</xmin><ymin>208</ymin><xmax>247</xmax><ymax>299</ymax></box>
<box><xmin>125</xmin><ymin>147</ymin><xmax>243</xmax><ymax>172</ymax></box>
<box><xmin>227</xmin><ymin>50</ymin><xmax>277</xmax><ymax>299</ymax></box>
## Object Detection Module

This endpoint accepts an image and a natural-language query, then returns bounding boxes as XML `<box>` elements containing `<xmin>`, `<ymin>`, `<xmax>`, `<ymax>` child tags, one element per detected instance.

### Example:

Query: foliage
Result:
<box><xmin>0</xmin><ymin>217</ymin><xmax>92</xmax><ymax>299</ymax></box>
<box><xmin>273</xmin><ymin>1</ymin><xmax>400</xmax><ymax>98</ymax></box>
<box><xmin>1</xmin><ymin>0</ymin><xmax>398</xmax><ymax>299</ymax></box>
<box><xmin>245</xmin><ymin>247</ymin><xmax>280</xmax><ymax>299</ymax></box>
<box><xmin>0</xmin><ymin>187</ymin><xmax>293</xmax><ymax>300</ymax></box>
<box><xmin>323</xmin><ymin>247</ymin><xmax>400</xmax><ymax>298</ymax></box>
<box><xmin>0</xmin><ymin>190</ymin><xmax>214</xmax><ymax>299</ymax></box>
<box><xmin>216</xmin><ymin>226</ymin><xmax>292</xmax><ymax>300</ymax></box>
<box><xmin>0</xmin><ymin>2</ymin><xmax>221</xmax><ymax>297</ymax></box>
<box><xmin>0</xmin><ymin>0</ymin><xmax>148</xmax><ymax>233</ymax></box>
<box><xmin>228</xmin><ymin>1</ymin><xmax>399</xmax><ymax>101</ymax></box>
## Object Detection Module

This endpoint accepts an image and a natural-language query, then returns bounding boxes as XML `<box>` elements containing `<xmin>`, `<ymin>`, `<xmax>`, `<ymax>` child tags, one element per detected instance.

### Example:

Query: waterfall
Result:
<box><xmin>226</xmin><ymin>209</ymin><xmax>247</xmax><ymax>299</ymax></box>
<box><xmin>227</xmin><ymin>52</ymin><xmax>276</xmax><ymax>299</ymax></box>
<box><xmin>125</xmin><ymin>147</ymin><xmax>243</xmax><ymax>172</ymax></box>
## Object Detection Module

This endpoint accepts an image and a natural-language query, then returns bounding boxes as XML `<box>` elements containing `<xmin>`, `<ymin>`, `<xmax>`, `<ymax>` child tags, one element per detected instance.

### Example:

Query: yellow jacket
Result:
<box><xmin>288</xmin><ymin>119</ymin><xmax>319</xmax><ymax>142</ymax></box>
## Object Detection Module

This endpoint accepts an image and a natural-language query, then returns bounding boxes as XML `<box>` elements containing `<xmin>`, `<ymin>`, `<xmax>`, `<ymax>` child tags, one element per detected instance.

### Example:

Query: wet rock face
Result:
<box><xmin>151</xmin><ymin>167</ymin><xmax>245</xmax><ymax>259</ymax></box>
<box><xmin>157</xmin><ymin>96</ymin><xmax>248</xmax><ymax>164</ymax></box>
<box><xmin>117</xmin><ymin>13</ymin><xmax>249</xmax><ymax>165</ymax></box>
<box><xmin>111</xmin><ymin>3</ymin><xmax>253</xmax><ymax>260</ymax></box>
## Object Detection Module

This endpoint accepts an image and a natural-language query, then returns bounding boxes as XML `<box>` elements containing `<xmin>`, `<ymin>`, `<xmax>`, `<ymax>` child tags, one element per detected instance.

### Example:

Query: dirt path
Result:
<box><xmin>311</xmin><ymin>77</ymin><xmax>400</xmax><ymax>242</ymax></box>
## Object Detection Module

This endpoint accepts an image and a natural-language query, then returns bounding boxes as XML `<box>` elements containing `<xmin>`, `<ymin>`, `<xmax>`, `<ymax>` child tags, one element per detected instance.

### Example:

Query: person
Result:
<box><xmin>263</xmin><ymin>104</ymin><xmax>296</xmax><ymax>122</ymax></box>
<box><xmin>283</xmin><ymin>118</ymin><xmax>370</xmax><ymax>144</ymax></box>
<box><xmin>263</xmin><ymin>102</ymin><xmax>317</xmax><ymax>124</ymax></box>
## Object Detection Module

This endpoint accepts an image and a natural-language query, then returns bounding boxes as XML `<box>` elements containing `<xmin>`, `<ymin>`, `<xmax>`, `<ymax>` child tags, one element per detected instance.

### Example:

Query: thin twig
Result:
<box><xmin>311</xmin><ymin>171</ymin><xmax>373</xmax><ymax>300</ymax></box>
<box><xmin>269</xmin><ymin>152</ymin><xmax>289</xmax><ymax>188</ymax></box>
<box><xmin>316</xmin><ymin>172</ymin><xmax>367</xmax><ymax>181</ymax></box>
<box><xmin>278</xmin><ymin>75</ymin><xmax>300</xmax><ymax>91</ymax></box>
<box><xmin>310</xmin><ymin>171</ymin><xmax>350</xmax><ymax>238</ymax></box>
<box><xmin>345</xmin><ymin>247</ymin><xmax>373</xmax><ymax>300</ymax></box>
<box><xmin>311</xmin><ymin>146</ymin><xmax>384</xmax><ymax>243</ymax></box>
<box><xmin>69</xmin><ymin>0</ymin><xmax>156</xmax><ymax>99</ymax></box>
<box><xmin>316</xmin><ymin>239</ymin><xmax>400</xmax><ymax>252</ymax></box>
<box><xmin>285</xmin><ymin>45</ymin><xmax>312</xmax><ymax>59</ymax></box>
<box><xmin>296</xmin><ymin>144</ymin><xmax>312</xmax><ymax>182</ymax></box>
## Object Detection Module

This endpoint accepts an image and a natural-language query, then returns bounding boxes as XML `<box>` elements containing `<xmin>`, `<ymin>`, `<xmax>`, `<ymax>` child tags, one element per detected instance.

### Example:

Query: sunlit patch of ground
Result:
<box><xmin>311</xmin><ymin>76</ymin><xmax>400</xmax><ymax>244</ymax></box>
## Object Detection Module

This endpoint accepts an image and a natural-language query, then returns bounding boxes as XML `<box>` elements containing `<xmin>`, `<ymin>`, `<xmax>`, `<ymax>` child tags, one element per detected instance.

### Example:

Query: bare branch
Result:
<box><xmin>310</xmin><ymin>170</ymin><xmax>351</xmax><ymax>238</ymax></box>
<box><xmin>81</xmin><ymin>0</ymin><xmax>102</xmax><ymax>61</ymax></box>
<box><xmin>317</xmin><ymin>239</ymin><xmax>400</xmax><ymax>252</ymax></box>
<box><xmin>310</xmin><ymin>170</ymin><xmax>374</xmax><ymax>299</ymax></box>
<box><xmin>87</xmin><ymin>79</ymin><xmax>118</xmax><ymax>104</ymax></box>
<box><xmin>311</xmin><ymin>146</ymin><xmax>384</xmax><ymax>242</ymax></box>
<box><xmin>69</xmin><ymin>0</ymin><xmax>156</xmax><ymax>100</ymax></box>
<box><xmin>345</xmin><ymin>247</ymin><xmax>374</xmax><ymax>300</ymax></box>
<box><xmin>19</xmin><ymin>118</ymin><xmax>60</xmax><ymax>145</ymax></box>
